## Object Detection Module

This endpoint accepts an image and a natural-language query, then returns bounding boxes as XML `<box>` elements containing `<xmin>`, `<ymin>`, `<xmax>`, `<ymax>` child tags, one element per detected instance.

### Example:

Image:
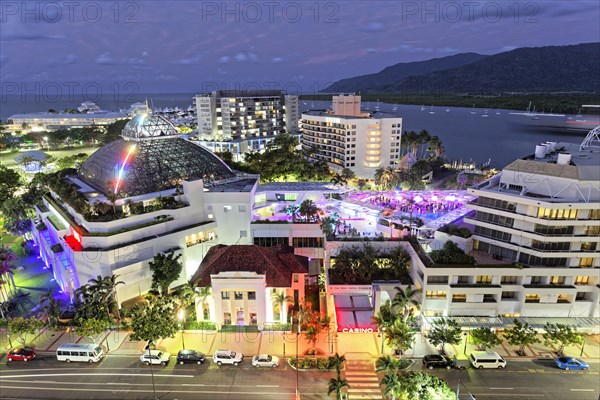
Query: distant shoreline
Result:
<box><xmin>299</xmin><ymin>93</ymin><xmax>600</xmax><ymax>115</ymax></box>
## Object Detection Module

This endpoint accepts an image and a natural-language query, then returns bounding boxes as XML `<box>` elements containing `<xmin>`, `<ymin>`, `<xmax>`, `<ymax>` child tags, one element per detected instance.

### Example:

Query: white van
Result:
<box><xmin>56</xmin><ymin>343</ymin><xmax>105</xmax><ymax>363</ymax></box>
<box><xmin>470</xmin><ymin>351</ymin><xmax>506</xmax><ymax>369</ymax></box>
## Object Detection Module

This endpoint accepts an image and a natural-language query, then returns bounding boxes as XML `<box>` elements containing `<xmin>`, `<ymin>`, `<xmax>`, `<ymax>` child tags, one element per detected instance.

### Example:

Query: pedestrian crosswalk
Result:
<box><xmin>344</xmin><ymin>360</ymin><xmax>382</xmax><ymax>399</ymax></box>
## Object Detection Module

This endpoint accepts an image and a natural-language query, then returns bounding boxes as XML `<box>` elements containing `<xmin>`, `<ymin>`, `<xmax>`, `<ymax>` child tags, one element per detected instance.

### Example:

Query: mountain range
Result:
<box><xmin>322</xmin><ymin>43</ymin><xmax>600</xmax><ymax>94</ymax></box>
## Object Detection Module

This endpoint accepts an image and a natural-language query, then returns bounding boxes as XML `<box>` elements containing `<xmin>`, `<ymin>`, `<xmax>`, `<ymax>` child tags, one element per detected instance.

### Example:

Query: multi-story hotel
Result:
<box><xmin>414</xmin><ymin>138</ymin><xmax>600</xmax><ymax>319</ymax></box>
<box><xmin>194</xmin><ymin>90</ymin><xmax>299</xmax><ymax>160</ymax></box>
<box><xmin>301</xmin><ymin>94</ymin><xmax>402</xmax><ymax>178</ymax></box>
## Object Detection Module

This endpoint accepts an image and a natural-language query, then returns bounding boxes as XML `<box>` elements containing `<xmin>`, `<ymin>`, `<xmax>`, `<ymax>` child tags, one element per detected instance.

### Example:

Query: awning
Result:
<box><xmin>424</xmin><ymin>316</ymin><xmax>600</xmax><ymax>330</ymax></box>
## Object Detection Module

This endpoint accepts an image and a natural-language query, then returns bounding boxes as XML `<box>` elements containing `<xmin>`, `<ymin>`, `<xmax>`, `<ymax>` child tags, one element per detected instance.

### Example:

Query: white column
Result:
<box><xmin>256</xmin><ymin>288</ymin><xmax>266</xmax><ymax>328</ymax></box>
<box><xmin>213</xmin><ymin>289</ymin><xmax>223</xmax><ymax>327</ymax></box>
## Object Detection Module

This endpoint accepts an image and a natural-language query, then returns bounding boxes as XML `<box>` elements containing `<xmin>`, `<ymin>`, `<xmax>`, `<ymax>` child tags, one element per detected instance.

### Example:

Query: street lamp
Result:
<box><xmin>43</xmin><ymin>136</ymin><xmax>48</xmax><ymax>150</ymax></box>
<box><xmin>379</xmin><ymin>327</ymin><xmax>386</xmax><ymax>354</ymax></box>
<box><xmin>178</xmin><ymin>308</ymin><xmax>186</xmax><ymax>350</ymax></box>
<box><xmin>147</xmin><ymin>340</ymin><xmax>158</xmax><ymax>400</ymax></box>
<box><xmin>296</xmin><ymin>331</ymin><xmax>300</xmax><ymax>400</ymax></box>
<box><xmin>456</xmin><ymin>379</ymin><xmax>476</xmax><ymax>400</ymax></box>
<box><xmin>463</xmin><ymin>331</ymin><xmax>469</xmax><ymax>355</ymax></box>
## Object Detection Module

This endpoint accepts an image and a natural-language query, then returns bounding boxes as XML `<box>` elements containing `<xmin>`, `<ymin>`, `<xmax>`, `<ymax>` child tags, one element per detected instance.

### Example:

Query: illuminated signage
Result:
<box><xmin>341</xmin><ymin>327</ymin><xmax>374</xmax><ymax>333</ymax></box>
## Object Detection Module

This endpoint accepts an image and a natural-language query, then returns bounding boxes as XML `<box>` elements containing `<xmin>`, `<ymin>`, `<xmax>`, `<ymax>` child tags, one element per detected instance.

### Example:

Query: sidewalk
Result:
<box><xmin>2</xmin><ymin>328</ymin><xmax>598</xmax><ymax>362</ymax></box>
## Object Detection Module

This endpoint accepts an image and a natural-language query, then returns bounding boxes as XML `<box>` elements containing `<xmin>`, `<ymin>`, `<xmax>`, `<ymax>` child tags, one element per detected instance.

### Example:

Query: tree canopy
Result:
<box><xmin>128</xmin><ymin>295</ymin><xmax>178</xmax><ymax>342</ymax></box>
<box><xmin>149</xmin><ymin>250</ymin><xmax>183</xmax><ymax>295</ymax></box>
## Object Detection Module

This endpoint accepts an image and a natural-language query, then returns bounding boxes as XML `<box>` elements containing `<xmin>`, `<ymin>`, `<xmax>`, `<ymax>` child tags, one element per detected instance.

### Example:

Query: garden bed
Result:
<box><xmin>288</xmin><ymin>356</ymin><xmax>342</xmax><ymax>371</ymax></box>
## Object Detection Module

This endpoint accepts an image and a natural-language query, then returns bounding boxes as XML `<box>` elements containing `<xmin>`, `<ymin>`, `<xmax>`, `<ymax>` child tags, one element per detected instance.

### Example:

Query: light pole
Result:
<box><xmin>43</xmin><ymin>136</ymin><xmax>48</xmax><ymax>151</ymax></box>
<box><xmin>463</xmin><ymin>331</ymin><xmax>468</xmax><ymax>355</ymax></box>
<box><xmin>379</xmin><ymin>327</ymin><xmax>386</xmax><ymax>355</ymax></box>
<box><xmin>147</xmin><ymin>340</ymin><xmax>158</xmax><ymax>400</ymax></box>
<box><xmin>580</xmin><ymin>334</ymin><xmax>586</xmax><ymax>357</ymax></box>
<box><xmin>456</xmin><ymin>379</ymin><xmax>476</xmax><ymax>400</ymax></box>
<box><xmin>296</xmin><ymin>331</ymin><xmax>300</xmax><ymax>400</ymax></box>
<box><xmin>178</xmin><ymin>308</ymin><xmax>186</xmax><ymax>349</ymax></box>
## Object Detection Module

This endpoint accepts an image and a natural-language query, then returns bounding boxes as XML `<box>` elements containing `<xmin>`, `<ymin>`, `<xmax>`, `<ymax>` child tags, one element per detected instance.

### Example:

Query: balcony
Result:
<box><xmin>450</xmin><ymin>283</ymin><xmax>501</xmax><ymax>288</ymax></box>
<box><xmin>522</xmin><ymin>284</ymin><xmax>575</xmax><ymax>289</ymax></box>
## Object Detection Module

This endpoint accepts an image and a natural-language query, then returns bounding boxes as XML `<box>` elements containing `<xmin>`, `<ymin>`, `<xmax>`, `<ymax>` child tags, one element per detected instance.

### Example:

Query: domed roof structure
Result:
<box><xmin>78</xmin><ymin>115</ymin><xmax>235</xmax><ymax>198</ymax></box>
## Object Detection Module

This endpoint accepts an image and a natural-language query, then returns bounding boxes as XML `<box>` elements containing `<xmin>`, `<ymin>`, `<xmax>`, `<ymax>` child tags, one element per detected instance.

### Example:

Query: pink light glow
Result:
<box><xmin>114</xmin><ymin>144</ymin><xmax>137</xmax><ymax>194</ymax></box>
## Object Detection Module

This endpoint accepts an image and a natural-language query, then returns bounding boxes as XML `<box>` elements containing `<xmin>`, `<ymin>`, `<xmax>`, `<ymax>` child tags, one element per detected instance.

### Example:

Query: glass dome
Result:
<box><xmin>79</xmin><ymin>138</ymin><xmax>235</xmax><ymax>198</ymax></box>
<box><xmin>121</xmin><ymin>114</ymin><xmax>179</xmax><ymax>140</ymax></box>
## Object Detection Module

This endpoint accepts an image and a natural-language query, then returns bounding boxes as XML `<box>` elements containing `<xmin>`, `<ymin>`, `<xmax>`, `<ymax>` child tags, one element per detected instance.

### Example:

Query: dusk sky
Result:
<box><xmin>1</xmin><ymin>0</ymin><xmax>599</xmax><ymax>94</ymax></box>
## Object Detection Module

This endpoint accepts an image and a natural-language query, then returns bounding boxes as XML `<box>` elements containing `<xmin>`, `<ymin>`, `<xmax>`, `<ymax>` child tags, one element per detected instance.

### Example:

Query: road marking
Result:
<box><xmin>0</xmin><ymin>385</ymin><xmax>326</xmax><ymax>396</ymax></box>
<box><xmin>571</xmin><ymin>389</ymin><xmax>595</xmax><ymax>392</ymax></box>
<box><xmin>473</xmin><ymin>394</ymin><xmax>545</xmax><ymax>397</ymax></box>
<box><xmin>0</xmin><ymin>373</ymin><xmax>194</xmax><ymax>379</ymax></box>
<box><xmin>256</xmin><ymin>385</ymin><xmax>279</xmax><ymax>388</ymax></box>
<box><xmin>490</xmin><ymin>388</ymin><xmax>514</xmax><ymax>390</ymax></box>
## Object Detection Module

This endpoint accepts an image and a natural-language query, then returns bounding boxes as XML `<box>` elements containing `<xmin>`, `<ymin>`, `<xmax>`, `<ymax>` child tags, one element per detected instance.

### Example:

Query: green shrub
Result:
<box><xmin>430</xmin><ymin>241</ymin><xmax>475</xmax><ymax>265</ymax></box>
<box><xmin>316</xmin><ymin>358</ymin><xmax>330</xmax><ymax>370</ymax></box>
<box><xmin>186</xmin><ymin>321</ymin><xmax>217</xmax><ymax>330</ymax></box>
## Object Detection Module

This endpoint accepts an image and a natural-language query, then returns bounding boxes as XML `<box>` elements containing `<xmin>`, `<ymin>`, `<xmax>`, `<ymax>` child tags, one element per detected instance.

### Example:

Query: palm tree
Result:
<box><xmin>417</xmin><ymin>129</ymin><xmax>432</xmax><ymax>159</ymax></box>
<box><xmin>0</xmin><ymin>247</ymin><xmax>17</xmax><ymax>298</ymax></box>
<box><xmin>381</xmin><ymin>372</ymin><xmax>403</xmax><ymax>400</ymax></box>
<box><xmin>298</xmin><ymin>199</ymin><xmax>321</xmax><ymax>222</ymax></box>
<box><xmin>374</xmin><ymin>167</ymin><xmax>396</xmax><ymax>190</ymax></box>
<box><xmin>105</xmin><ymin>191</ymin><xmax>119</xmax><ymax>215</ymax></box>
<box><xmin>428</xmin><ymin>135</ymin><xmax>444</xmax><ymax>158</ymax></box>
<box><xmin>329</xmin><ymin>353</ymin><xmax>346</xmax><ymax>376</ymax></box>
<box><xmin>195</xmin><ymin>285</ymin><xmax>212</xmax><ymax>320</ymax></box>
<box><xmin>39</xmin><ymin>288</ymin><xmax>63</xmax><ymax>327</ymax></box>
<box><xmin>384</xmin><ymin>319</ymin><xmax>416</xmax><ymax>355</ymax></box>
<box><xmin>406</xmin><ymin>197</ymin><xmax>416</xmax><ymax>236</ymax></box>
<box><xmin>330</xmin><ymin>173</ymin><xmax>347</xmax><ymax>187</ymax></box>
<box><xmin>327</xmin><ymin>376</ymin><xmax>350</xmax><ymax>400</ymax></box>
<box><xmin>391</xmin><ymin>285</ymin><xmax>421</xmax><ymax>322</ymax></box>
<box><xmin>375</xmin><ymin>355</ymin><xmax>400</xmax><ymax>374</ymax></box>
<box><xmin>284</xmin><ymin>204</ymin><xmax>300</xmax><ymax>222</ymax></box>
<box><xmin>271</xmin><ymin>292</ymin><xmax>293</xmax><ymax>323</ymax></box>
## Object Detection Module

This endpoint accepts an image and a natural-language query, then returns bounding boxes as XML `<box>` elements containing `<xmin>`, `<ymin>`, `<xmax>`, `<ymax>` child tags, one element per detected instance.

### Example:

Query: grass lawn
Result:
<box><xmin>0</xmin><ymin>146</ymin><xmax>98</xmax><ymax>166</ymax></box>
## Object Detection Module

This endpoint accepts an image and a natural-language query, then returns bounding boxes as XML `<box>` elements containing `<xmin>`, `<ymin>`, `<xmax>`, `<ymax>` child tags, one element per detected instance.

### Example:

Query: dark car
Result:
<box><xmin>6</xmin><ymin>347</ymin><xmax>36</xmax><ymax>362</ymax></box>
<box><xmin>423</xmin><ymin>354</ymin><xmax>454</xmax><ymax>370</ymax></box>
<box><xmin>177</xmin><ymin>350</ymin><xmax>206</xmax><ymax>365</ymax></box>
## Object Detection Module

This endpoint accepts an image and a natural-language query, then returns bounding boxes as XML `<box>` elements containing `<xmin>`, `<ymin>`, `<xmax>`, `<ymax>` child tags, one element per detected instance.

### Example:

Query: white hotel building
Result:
<box><xmin>194</xmin><ymin>90</ymin><xmax>299</xmax><ymax>160</ymax></box>
<box><xmin>414</xmin><ymin>138</ymin><xmax>600</xmax><ymax>319</ymax></box>
<box><xmin>301</xmin><ymin>94</ymin><xmax>402</xmax><ymax>179</ymax></box>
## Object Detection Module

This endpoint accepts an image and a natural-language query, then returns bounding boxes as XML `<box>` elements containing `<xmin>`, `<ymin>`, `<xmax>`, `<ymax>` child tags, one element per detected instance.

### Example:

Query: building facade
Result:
<box><xmin>413</xmin><ymin>140</ymin><xmax>600</xmax><ymax>319</ymax></box>
<box><xmin>301</xmin><ymin>94</ymin><xmax>402</xmax><ymax>178</ymax></box>
<box><xmin>194</xmin><ymin>90</ymin><xmax>299</xmax><ymax>160</ymax></box>
<box><xmin>190</xmin><ymin>244</ymin><xmax>308</xmax><ymax>328</ymax></box>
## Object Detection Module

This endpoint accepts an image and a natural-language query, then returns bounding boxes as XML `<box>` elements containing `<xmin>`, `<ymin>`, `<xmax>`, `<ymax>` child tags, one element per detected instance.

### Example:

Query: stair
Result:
<box><xmin>344</xmin><ymin>360</ymin><xmax>382</xmax><ymax>400</ymax></box>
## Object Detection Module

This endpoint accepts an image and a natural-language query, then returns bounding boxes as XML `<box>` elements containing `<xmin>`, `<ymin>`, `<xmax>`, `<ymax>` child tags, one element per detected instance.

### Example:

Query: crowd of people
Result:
<box><xmin>365</xmin><ymin>194</ymin><xmax>464</xmax><ymax>217</ymax></box>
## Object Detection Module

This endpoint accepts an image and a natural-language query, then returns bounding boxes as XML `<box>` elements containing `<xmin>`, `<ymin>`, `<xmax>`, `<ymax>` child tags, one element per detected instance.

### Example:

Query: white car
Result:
<box><xmin>213</xmin><ymin>350</ymin><xmax>243</xmax><ymax>366</ymax></box>
<box><xmin>140</xmin><ymin>350</ymin><xmax>171</xmax><ymax>366</ymax></box>
<box><xmin>252</xmin><ymin>354</ymin><xmax>279</xmax><ymax>368</ymax></box>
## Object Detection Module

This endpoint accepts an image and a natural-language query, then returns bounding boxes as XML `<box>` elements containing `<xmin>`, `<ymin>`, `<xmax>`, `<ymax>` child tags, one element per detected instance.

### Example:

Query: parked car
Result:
<box><xmin>177</xmin><ymin>349</ymin><xmax>205</xmax><ymax>365</ymax></box>
<box><xmin>6</xmin><ymin>347</ymin><xmax>36</xmax><ymax>362</ymax></box>
<box><xmin>469</xmin><ymin>351</ymin><xmax>506</xmax><ymax>369</ymax></box>
<box><xmin>140</xmin><ymin>350</ymin><xmax>171</xmax><ymax>366</ymax></box>
<box><xmin>554</xmin><ymin>356</ymin><xmax>589</xmax><ymax>371</ymax></box>
<box><xmin>213</xmin><ymin>350</ymin><xmax>243</xmax><ymax>366</ymax></box>
<box><xmin>252</xmin><ymin>354</ymin><xmax>279</xmax><ymax>368</ymax></box>
<box><xmin>423</xmin><ymin>354</ymin><xmax>454</xmax><ymax>370</ymax></box>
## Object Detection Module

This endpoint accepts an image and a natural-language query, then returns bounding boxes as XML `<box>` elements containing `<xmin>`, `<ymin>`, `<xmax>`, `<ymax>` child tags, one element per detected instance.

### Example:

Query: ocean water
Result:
<box><xmin>1</xmin><ymin>95</ymin><xmax>586</xmax><ymax>168</ymax></box>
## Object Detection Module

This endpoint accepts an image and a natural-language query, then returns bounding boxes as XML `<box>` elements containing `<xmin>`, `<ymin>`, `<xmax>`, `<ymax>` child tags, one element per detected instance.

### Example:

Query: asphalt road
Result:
<box><xmin>1</xmin><ymin>354</ymin><xmax>599</xmax><ymax>400</ymax></box>
<box><xmin>413</xmin><ymin>359</ymin><xmax>600</xmax><ymax>400</ymax></box>
<box><xmin>0</xmin><ymin>353</ymin><xmax>335</xmax><ymax>400</ymax></box>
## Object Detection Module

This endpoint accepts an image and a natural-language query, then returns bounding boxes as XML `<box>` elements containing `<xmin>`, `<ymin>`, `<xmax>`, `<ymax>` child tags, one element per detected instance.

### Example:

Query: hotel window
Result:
<box><xmin>576</xmin><ymin>292</ymin><xmax>591</xmax><ymax>301</ymax></box>
<box><xmin>501</xmin><ymin>276</ymin><xmax>518</xmax><ymax>284</ymax></box>
<box><xmin>537</xmin><ymin>207</ymin><xmax>577</xmax><ymax>220</ymax></box>
<box><xmin>457</xmin><ymin>276</ymin><xmax>470</xmax><ymax>284</ymax></box>
<box><xmin>238</xmin><ymin>205</ymin><xmax>246</xmax><ymax>212</ymax></box>
<box><xmin>589</xmin><ymin>209</ymin><xmax>600</xmax><ymax>220</ymax></box>
<box><xmin>293</xmin><ymin>274</ymin><xmax>298</xmax><ymax>283</ymax></box>
<box><xmin>240</xmin><ymin>230</ymin><xmax>247</xmax><ymax>238</ymax></box>
<box><xmin>427</xmin><ymin>276</ymin><xmax>449</xmax><ymax>284</ymax></box>
<box><xmin>221</xmin><ymin>291</ymin><xmax>230</xmax><ymax>300</ymax></box>
<box><xmin>585</xmin><ymin>225</ymin><xmax>600</xmax><ymax>235</ymax></box>
<box><xmin>247</xmin><ymin>291</ymin><xmax>256</xmax><ymax>300</ymax></box>
<box><xmin>476</xmin><ymin>276</ymin><xmax>493</xmax><ymax>284</ymax></box>
<box><xmin>483</xmin><ymin>294</ymin><xmax>496</xmax><ymax>302</ymax></box>
<box><xmin>550</xmin><ymin>276</ymin><xmax>565</xmax><ymax>285</ymax></box>
<box><xmin>575</xmin><ymin>276</ymin><xmax>590</xmax><ymax>285</ymax></box>
<box><xmin>234</xmin><ymin>291</ymin><xmax>243</xmax><ymax>300</ymax></box>
<box><xmin>501</xmin><ymin>291</ymin><xmax>516</xmax><ymax>299</ymax></box>
<box><xmin>579</xmin><ymin>258</ymin><xmax>594</xmax><ymax>267</ymax></box>
<box><xmin>557</xmin><ymin>294</ymin><xmax>570</xmax><ymax>304</ymax></box>
<box><xmin>525</xmin><ymin>294</ymin><xmax>540</xmax><ymax>303</ymax></box>
<box><xmin>530</xmin><ymin>276</ymin><xmax>543</xmax><ymax>284</ymax></box>
<box><xmin>452</xmin><ymin>294</ymin><xmax>466</xmax><ymax>303</ymax></box>
<box><xmin>581</xmin><ymin>242</ymin><xmax>597</xmax><ymax>251</ymax></box>
<box><xmin>425</xmin><ymin>291</ymin><xmax>447</xmax><ymax>299</ymax></box>
<box><xmin>224</xmin><ymin>205</ymin><xmax>232</xmax><ymax>212</ymax></box>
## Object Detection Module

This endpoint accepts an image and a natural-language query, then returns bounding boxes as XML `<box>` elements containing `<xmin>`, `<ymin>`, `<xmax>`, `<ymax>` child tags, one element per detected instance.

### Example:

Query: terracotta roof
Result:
<box><xmin>190</xmin><ymin>245</ymin><xmax>309</xmax><ymax>288</ymax></box>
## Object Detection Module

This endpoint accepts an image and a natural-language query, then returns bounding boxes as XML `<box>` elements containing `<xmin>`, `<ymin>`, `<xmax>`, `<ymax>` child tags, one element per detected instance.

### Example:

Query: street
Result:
<box><xmin>0</xmin><ymin>353</ymin><xmax>335</xmax><ymax>400</ymax></box>
<box><xmin>415</xmin><ymin>359</ymin><xmax>600</xmax><ymax>400</ymax></box>
<box><xmin>1</xmin><ymin>354</ymin><xmax>599</xmax><ymax>400</ymax></box>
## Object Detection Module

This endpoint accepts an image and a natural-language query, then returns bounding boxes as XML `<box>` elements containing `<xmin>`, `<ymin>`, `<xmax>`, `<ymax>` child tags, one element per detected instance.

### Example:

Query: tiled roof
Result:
<box><xmin>190</xmin><ymin>245</ymin><xmax>309</xmax><ymax>288</ymax></box>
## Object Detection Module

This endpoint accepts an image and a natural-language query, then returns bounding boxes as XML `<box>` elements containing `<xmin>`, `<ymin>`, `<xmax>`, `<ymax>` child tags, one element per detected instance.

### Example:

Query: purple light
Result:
<box><xmin>414</xmin><ymin>196</ymin><xmax>424</xmax><ymax>203</ymax></box>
